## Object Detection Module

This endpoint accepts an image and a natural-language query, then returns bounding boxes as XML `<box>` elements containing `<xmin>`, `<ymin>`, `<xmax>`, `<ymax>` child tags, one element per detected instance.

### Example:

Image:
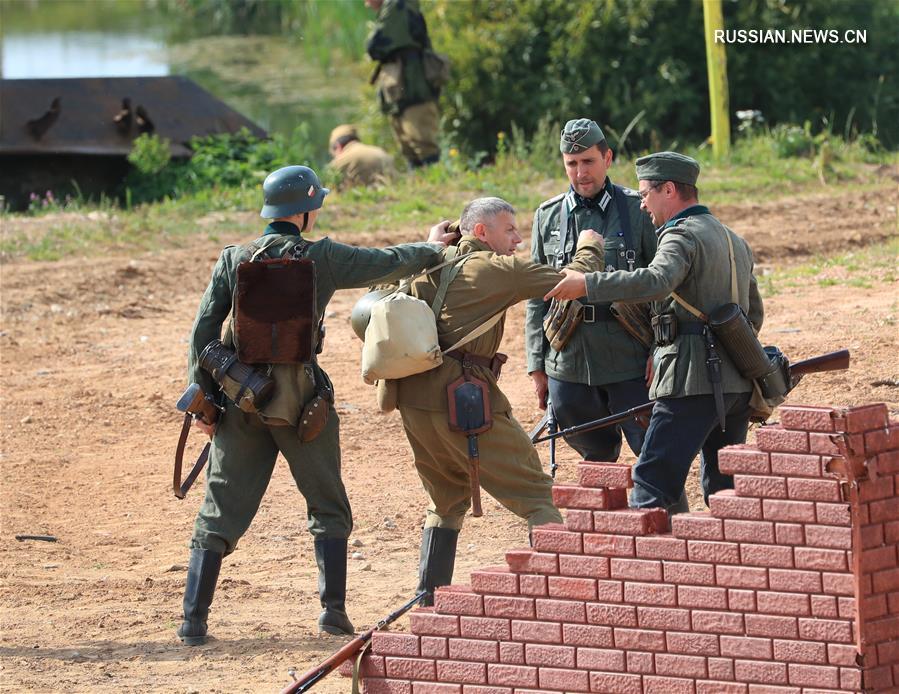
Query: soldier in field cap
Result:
<box><xmin>525</xmin><ymin>118</ymin><xmax>662</xmax><ymax>476</ymax></box>
<box><xmin>544</xmin><ymin>151</ymin><xmax>764</xmax><ymax>514</ymax></box>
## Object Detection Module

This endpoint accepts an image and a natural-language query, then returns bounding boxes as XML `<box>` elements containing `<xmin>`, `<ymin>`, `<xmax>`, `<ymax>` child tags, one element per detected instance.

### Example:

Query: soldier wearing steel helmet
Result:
<box><xmin>176</xmin><ymin>165</ymin><xmax>453</xmax><ymax>645</ymax></box>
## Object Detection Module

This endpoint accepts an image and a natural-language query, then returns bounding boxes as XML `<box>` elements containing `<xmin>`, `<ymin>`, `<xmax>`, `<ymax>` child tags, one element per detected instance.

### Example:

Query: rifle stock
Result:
<box><xmin>789</xmin><ymin>349</ymin><xmax>850</xmax><ymax>377</ymax></box>
<box><xmin>280</xmin><ymin>592</ymin><xmax>426</xmax><ymax>694</ymax></box>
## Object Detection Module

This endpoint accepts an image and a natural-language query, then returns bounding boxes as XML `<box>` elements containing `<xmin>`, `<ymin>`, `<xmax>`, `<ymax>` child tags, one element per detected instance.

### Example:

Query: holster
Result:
<box><xmin>234</xmin><ymin>256</ymin><xmax>317</xmax><ymax>364</ymax></box>
<box><xmin>543</xmin><ymin>298</ymin><xmax>584</xmax><ymax>352</ymax></box>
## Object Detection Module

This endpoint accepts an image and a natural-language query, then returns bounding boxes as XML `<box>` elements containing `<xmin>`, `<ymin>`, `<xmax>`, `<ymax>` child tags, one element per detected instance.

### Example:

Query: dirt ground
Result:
<box><xmin>1</xmin><ymin>184</ymin><xmax>897</xmax><ymax>693</ymax></box>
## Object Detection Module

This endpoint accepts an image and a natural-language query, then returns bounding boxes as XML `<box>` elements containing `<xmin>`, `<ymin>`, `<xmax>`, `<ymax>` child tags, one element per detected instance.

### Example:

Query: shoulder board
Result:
<box><xmin>538</xmin><ymin>192</ymin><xmax>566</xmax><ymax>210</ymax></box>
<box><xmin>615</xmin><ymin>185</ymin><xmax>640</xmax><ymax>198</ymax></box>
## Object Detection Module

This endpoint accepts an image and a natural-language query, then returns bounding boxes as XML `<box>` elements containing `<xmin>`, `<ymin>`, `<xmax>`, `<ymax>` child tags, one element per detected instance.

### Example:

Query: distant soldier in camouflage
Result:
<box><xmin>383</xmin><ymin>198</ymin><xmax>604</xmax><ymax>604</ymax></box>
<box><xmin>365</xmin><ymin>0</ymin><xmax>441</xmax><ymax>167</ymax></box>
<box><xmin>177</xmin><ymin>165</ymin><xmax>453</xmax><ymax>645</ymax></box>
<box><xmin>545</xmin><ymin>152</ymin><xmax>764</xmax><ymax>512</ymax></box>
<box><xmin>526</xmin><ymin>118</ymin><xmax>659</xmax><ymax>465</ymax></box>
<box><xmin>328</xmin><ymin>124</ymin><xmax>396</xmax><ymax>188</ymax></box>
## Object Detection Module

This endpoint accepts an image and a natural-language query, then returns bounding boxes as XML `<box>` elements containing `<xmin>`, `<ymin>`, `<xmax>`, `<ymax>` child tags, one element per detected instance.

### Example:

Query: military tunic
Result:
<box><xmin>187</xmin><ymin>222</ymin><xmax>444</xmax><ymax>554</ymax></box>
<box><xmin>329</xmin><ymin>140</ymin><xmax>396</xmax><ymax>188</ymax></box>
<box><xmin>525</xmin><ymin>178</ymin><xmax>657</xmax><ymax>461</ymax></box>
<box><xmin>583</xmin><ymin>205</ymin><xmax>764</xmax><ymax>509</ymax></box>
<box><xmin>366</xmin><ymin>0</ymin><xmax>439</xmax><ymax>165</ymax></box>
<box><xmin>395</xmin><ymin>234</ymin><xmax>604</xmax><ymax>530</ymax></box>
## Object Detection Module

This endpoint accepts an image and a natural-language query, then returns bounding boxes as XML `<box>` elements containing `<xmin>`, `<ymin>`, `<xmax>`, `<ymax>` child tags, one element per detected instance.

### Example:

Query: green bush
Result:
<box><xmin>427</xmin><ymin>0</ymin><xmax>899</xmax><ymax>158</ymax></box>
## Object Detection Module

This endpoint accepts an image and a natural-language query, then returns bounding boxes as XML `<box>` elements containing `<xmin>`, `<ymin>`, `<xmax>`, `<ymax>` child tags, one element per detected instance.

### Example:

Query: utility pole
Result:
<box><xmin>703</xmin><ymin>0</ymin><xmax>730</xmax><ymax>159</ymax></box>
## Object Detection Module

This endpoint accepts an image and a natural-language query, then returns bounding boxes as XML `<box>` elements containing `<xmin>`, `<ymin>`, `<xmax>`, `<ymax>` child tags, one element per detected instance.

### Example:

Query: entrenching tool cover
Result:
<box><xmin>446</xmin><ymin>375</ymin><xmax>492</xmax><ymax>435</ymax></box>
<box><xmin>234</xmin><ymin>258</ymin><xmax>317</xmax><ymax>364</ymax></box>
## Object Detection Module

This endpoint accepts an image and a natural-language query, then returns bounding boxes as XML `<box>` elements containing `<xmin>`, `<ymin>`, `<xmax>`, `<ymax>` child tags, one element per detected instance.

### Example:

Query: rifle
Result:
<box><xmin>528</xmin><ymin>404</ymin><xmax>559</xmax><ymax>478</ymax></box>
<box><xmin>533</xmin><ymin>401</ymin><xmax>656</xmax><ymax>444</ymax></box>
<box><xmin>173</xmin><ymin>384</ymin><xmax>220</xmax><ymax>499</ymax></box>
<box><xmin>280</xmin><ymin>592</ymin><xmax>426</xmax><ymax>694</ymax></box>
<box><xmin>789</xmin><ymin>349</ymin><xmax>850</xmax><ymax>380</ymax></box>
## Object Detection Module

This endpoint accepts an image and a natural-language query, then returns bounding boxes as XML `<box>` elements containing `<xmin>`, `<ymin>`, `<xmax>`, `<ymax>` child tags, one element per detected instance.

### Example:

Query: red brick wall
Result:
<box><xmin>349</xmin><ymin>404</ymin><xmax>899</xmax><ymax>693</ymax></box>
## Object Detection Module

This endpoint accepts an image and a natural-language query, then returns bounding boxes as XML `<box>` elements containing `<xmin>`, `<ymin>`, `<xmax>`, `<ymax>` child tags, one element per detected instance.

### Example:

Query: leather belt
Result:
<box><xmin>445</xmin><ymin>350</ymin><xmax>508</xmax><ymax>379</ymax></box>
<box><xmin>677</xmin><ymin>321</ymin><xmax>706</xmax><ymax>335</ymax></box>
<box><xmin>581</xmin><ymin>303</ymin><xmax>615</xmax><ymax>323</ymax></box>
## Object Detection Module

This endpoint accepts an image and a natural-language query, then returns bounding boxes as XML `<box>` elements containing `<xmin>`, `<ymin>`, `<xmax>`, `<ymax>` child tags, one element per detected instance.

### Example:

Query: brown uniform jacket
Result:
<box><xmin>330</xmin><ymin>140</ymin><xmax>396</xmax><ymax>188</ymax></box>
<box><xmin>395</xmin><ymin>234</ymin><xmax>604</xmax><ymax>412</ymax></box>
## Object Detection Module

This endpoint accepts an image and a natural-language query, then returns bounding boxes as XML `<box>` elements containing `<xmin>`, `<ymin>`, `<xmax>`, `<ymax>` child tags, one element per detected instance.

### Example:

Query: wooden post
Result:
<box><xmin>703</xmin><ymin>0</ymin><xmax>731</xmax><ymax>159</ymax></box>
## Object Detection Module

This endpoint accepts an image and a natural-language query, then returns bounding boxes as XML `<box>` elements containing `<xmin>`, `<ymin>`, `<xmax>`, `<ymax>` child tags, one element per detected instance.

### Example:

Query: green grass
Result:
<box><xmin>1</xmin><ymin>135</ymin><xmax>895</xmax><ymax>262</ymax></box>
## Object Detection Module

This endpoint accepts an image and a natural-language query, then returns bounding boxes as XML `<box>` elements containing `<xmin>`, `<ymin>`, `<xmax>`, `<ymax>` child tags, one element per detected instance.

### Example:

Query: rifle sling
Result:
<box><xmin>173</xmin><ymin>413</ymin><xmax>211</xmax><ymax>499</ymax></box>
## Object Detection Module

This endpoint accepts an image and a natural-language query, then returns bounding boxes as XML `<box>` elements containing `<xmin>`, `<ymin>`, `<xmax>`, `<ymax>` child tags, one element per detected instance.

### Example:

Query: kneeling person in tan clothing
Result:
<box><xmin>328</xmin><ymin>124</ymin><xmax>396</xmax><ymax>188</ymax></box>
<box><xmin>387</xmin><ymin>197</ymin><xmax>604</xmax><ymax>604</ymax></box>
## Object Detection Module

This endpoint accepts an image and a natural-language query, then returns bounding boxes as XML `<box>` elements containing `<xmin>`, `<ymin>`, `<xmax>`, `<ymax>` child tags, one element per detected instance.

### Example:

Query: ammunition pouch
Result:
<box><xmin>610</xmin><ymin>302</ymin><xmax>653</xmax><ymax>349</ymax></box>
<box><xmin>651</xmin><ymin>313</ymin><xmax>678</xmax><ymax>347</ymax></box>
<box><xmin>543</xmin><ymin>299</ymin><xmax>584</xmax><ymax>352</ymax></box>
<box><xmin>199</xmin><ymin>339</ymin><xmax>275</xmax><ymax>414</ymax></box>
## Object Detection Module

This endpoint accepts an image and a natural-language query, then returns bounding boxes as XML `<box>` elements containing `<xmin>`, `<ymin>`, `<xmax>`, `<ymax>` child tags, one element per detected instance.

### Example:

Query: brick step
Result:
<box><xmin>577</xmin><ymin>462</ymin><xmax>633</xmax><ymax>490</ymax></box>
<box><xmin>551</xmin><ymin>485</ymin><xmax>628</xmax><ymax>511</ymax></box>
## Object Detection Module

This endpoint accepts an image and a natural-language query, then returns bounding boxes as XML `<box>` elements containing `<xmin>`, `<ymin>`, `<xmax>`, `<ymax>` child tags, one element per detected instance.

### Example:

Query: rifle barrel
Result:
<box><xmin>534</xmin><ymin>401</ymin><xmax>655</xmax><ymax>444</ymax></box>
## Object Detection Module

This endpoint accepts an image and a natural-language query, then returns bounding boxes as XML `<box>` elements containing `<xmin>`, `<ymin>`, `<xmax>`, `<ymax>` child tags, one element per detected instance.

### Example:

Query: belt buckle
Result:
<box><xmin>581</xmin><ymin>304</ymin><xmax>595</xmax><ymax>323</ymax></box>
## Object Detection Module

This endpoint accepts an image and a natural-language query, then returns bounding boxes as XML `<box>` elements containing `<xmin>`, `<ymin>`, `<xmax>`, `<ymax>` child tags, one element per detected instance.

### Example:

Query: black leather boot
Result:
<box><xmin>416</xmin><ymin>527</ymin><xmax>459</xmax><ymax>607</ymax></box>
<box><xmin>177</xmin><ymin>548</ymin><xmax>223</xmax><ymax>646</ymax></box>
<box><xmin>315</xmin><ymin>538</ymin><xmax>355</xmax><ymax>636</ymax></box>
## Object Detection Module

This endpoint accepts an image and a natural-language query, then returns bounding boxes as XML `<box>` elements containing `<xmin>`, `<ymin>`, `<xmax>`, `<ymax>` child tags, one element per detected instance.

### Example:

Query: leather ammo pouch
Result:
<box><xmin>234</xmin><ymin>255</ymin><xmax>317</xmax><ymax>364</ymax></box>
<box><xmin>651</xmin><ymin>313</ymin><xmax>678</xmax><ymax>346</ymax></box>
<box><xmin>543</xmin><ymin>298</ymin><xmax>584</xmax><ymax>352</ymax></box>
<box><xmin>611</xmin><ymin>302</ymin><xmax>653</xmax><ymax>348</ymax></box>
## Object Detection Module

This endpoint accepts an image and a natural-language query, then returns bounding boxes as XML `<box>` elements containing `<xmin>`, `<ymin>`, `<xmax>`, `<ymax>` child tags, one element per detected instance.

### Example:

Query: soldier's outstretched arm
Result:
<box><xmin>323</xmin><ymin>237</ymin><xmax>446</xmax><ymax>290</ymax></box>
<box><xmin>525</xmin><ymin>210</ymin><xmax>550</xmax><ymax>377</ymax></box>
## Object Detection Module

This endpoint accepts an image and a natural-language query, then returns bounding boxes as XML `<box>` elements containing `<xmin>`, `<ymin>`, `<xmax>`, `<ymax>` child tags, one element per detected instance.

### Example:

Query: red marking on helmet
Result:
<box><xmin>308</xmin><ymin>185</ymin><xmax>315</xmax><ymax>197</ymax></box>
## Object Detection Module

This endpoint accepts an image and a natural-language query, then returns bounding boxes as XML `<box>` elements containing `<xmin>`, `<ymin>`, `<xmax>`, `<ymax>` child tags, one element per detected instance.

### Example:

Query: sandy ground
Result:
<box><xmin>1</xmin><ymin>183</ymin><xmax>897</xmax><ymax>693</ymax></box>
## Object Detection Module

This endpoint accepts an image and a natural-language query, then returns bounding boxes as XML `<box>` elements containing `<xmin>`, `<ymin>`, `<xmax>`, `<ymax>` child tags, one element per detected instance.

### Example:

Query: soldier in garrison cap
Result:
<box><xmin>176</xmin><ymin>165</ymin><xmax>455</xmax><ymax>645</ymax></box>
<box><xmin>328</xmin><ymin>124</ymin><xmax>396</xmax><ymax>189</ymax></box>
<box><xmin>544</xmin><ymin>151</ymin><xmax>764</xmax><ymax>513</ymax></box>
<box><xmin>365</xmin><ymin>0</ymin><xmax>441</xmax><ymax>168</ymax></box>
<box><xmin>525</xmin><ymin>118</ymin><xmax>664</xmax><ymax>475</ymax></box>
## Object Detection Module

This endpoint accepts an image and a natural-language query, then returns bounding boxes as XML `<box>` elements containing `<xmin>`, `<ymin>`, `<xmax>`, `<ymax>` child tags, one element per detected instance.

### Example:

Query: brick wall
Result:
<box><xmin>348</xmin><ymin>404</ymin><xmax>899</xmax><ymax>694</ymax></box>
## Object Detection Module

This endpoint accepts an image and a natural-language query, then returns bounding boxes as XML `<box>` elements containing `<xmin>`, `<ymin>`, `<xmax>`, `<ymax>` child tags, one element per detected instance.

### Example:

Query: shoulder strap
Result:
<box><xmin>669</xmin><ymin>220</ymin><xmax>738</xmax><ymax>320</ymax></box>
<box><xmin>443</xmin><ymin>311</ymin><xmax>505</xmax><ymax>354</ymax></box>
<box><xmin>429</xmin><ymin>245</ymin><xmax>461</xmax><ymax>316</ymax></box>
<box><xmin>612</xmin><ymin>185</ymin><xmax>634</xmax><ymax>253</ymax></box>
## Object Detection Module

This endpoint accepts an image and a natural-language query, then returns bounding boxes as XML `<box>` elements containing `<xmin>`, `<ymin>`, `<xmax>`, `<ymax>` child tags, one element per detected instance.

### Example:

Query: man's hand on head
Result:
<box><xmin>427</xmin><ymin>220</ymin><xmax>461</xmax><ymax>246</ymax></box>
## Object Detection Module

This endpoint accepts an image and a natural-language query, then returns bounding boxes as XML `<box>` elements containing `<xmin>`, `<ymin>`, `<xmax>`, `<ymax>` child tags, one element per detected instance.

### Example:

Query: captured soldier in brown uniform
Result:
<box><xmin>379</xmin><ymin>197</ymin><xmax>604</xmax><ymax>604</ymax></box>
<box><xmin>328</xmin><ymin>124</ymin><xmax>396</xmax><ymax>188</ymax></box>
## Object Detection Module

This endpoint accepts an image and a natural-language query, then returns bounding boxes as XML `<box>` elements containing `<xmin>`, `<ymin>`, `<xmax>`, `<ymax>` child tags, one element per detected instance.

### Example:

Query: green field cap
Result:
<box><xmin>560</xmin><ymin>118</ymin><xmax>605</xmax><ymax>154</ymax></box>
<box><xmin>635</xmin><ymin>151</ymin><xmax>700</xmax><ymax>185</ymax></box>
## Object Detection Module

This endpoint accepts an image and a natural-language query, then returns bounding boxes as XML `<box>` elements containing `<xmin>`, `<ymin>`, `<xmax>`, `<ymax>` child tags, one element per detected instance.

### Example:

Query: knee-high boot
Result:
<box><xmin>416</xmin><ymin>527</ymin><xmax>459</xmax><ymax>607</ymax></box>
<box><xmin>315</xmin><ymin>538</ymin><xmax>355</xmax><ymax>636</ymax></box>
<box><xmin>178</xmin><ymin>548</ymin><xmax>223</xmax><ymax>646</ymax></box>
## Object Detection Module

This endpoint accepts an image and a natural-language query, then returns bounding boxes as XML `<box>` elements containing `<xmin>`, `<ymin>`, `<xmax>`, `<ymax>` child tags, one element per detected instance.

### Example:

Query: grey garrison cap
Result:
<box><xmin>560</xmin><ymin>118</ymin><xmax>606</xmax><ymax>154</ymax></box>
<box><xmin>635</xmin><ymin>151</ymin><xmax>700</xmax><ymax>185</ymax></box>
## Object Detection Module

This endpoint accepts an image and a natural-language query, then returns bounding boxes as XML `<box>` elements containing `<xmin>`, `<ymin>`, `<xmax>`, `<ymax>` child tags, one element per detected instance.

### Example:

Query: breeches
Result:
<box><xmin>190</xmin><ymin>400</ymin><xmax>352</xmax><ymax>554</ymax></box>
<box><xmin>400</xmin><ymin>407</ymin><xmax>562</xmax><ymax>531</ymax></box>
<box><xmin>391</xmin><ymin>101</ymin><xmax>440</xmax><ymax>164</ymax></box>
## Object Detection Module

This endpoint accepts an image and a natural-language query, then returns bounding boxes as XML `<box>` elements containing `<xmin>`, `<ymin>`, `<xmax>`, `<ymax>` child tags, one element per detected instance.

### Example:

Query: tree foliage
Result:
<box><xmin>427</xmin><ymin>0</ymin><xmax>898</xmax><ymax>157</ymax></box>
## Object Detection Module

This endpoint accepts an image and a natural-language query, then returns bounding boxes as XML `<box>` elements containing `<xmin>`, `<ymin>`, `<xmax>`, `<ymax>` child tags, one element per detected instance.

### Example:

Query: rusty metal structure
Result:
<box><xmin>0</xmin><ymin>76</ymin><xmax>268</xmax><ymax>209</ymax></box>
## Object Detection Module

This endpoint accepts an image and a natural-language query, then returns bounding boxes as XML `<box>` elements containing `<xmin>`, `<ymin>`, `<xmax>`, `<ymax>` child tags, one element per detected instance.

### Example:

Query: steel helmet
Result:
<box><xmin>260</xmin><ymin>165</ymin><xmax>330</xmax><ymax>219</ymax></box>
<box><xmin>350</xmin><ymin>288</ymin><xmax>395</xmax><ymax>340</ymax></box>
